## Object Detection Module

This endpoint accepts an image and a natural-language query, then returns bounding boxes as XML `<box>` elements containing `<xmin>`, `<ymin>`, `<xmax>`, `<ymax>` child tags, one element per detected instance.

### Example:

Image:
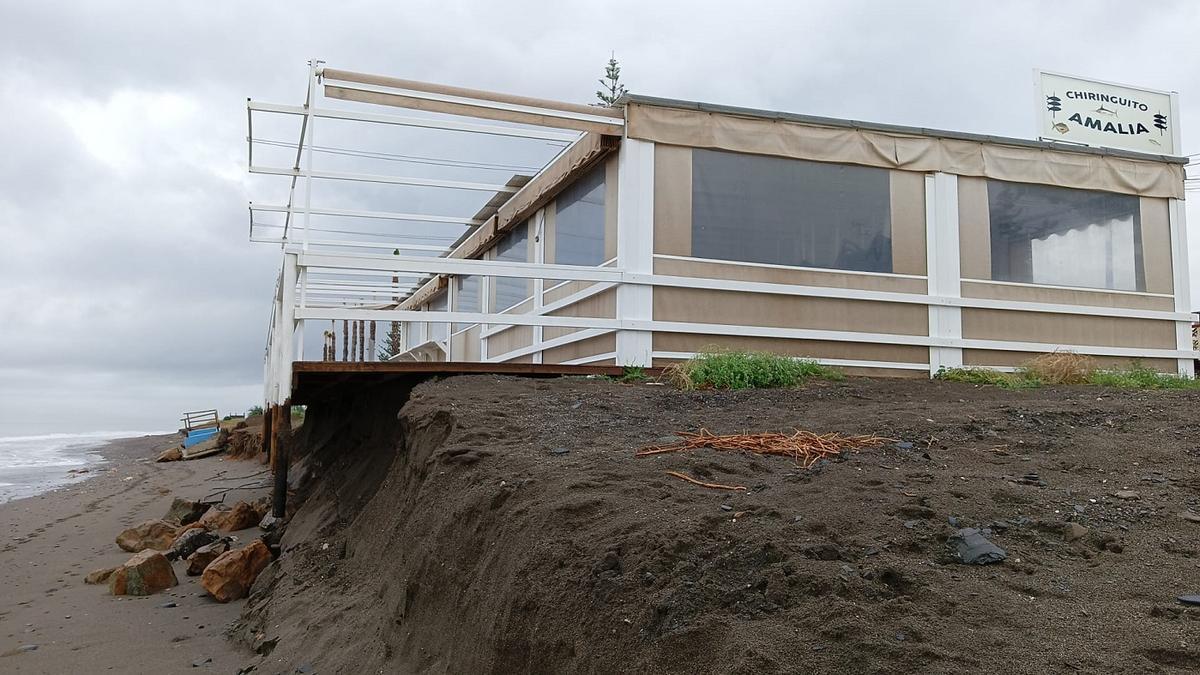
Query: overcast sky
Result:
<box><xmin>1</xmin><ymin>0</ymin><xmax>1198</xmax><ymax>436</ymax></box>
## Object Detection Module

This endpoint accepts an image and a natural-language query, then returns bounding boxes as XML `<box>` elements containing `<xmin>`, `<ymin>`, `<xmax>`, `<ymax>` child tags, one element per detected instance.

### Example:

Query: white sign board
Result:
<box><xmin>1037</xmin><ymin>70</ymin><xmax>1179</xmax><ymax>155</ymax></box>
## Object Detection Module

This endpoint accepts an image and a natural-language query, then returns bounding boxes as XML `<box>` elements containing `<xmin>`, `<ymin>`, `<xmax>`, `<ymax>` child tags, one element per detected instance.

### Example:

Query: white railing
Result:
<box><xmin>259</xmin><ymin>248</ymin><xmax>1198</xmax><ymax>404</ymax></box>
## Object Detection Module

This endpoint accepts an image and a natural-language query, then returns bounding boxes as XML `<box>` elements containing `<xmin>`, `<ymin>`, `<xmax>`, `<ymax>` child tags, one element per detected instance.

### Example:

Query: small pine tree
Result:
<box><xmin>595</xmin><ymin>53</ymin><xmax>628</xmax><ymax>107</ymax></box>
<box><xmin>378</xmin><ymin>322</ymin><xmax>404</xmax><ymax>361</ymax></box>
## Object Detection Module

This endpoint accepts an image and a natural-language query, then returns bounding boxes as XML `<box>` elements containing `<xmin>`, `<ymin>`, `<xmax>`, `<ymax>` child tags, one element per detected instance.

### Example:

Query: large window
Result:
<box><xmin>554</xmin><ymin>166</ymin><xmax>606</xmax><ymax>266</ymax></box>
<box><xmin>691</xmin><ymin>149</ymin><xmax>892</xmax><ymax>273</ymax></box>
<box><xmin>987</xmin><ymin>180</ymin><xmax>1143</xmax><ymax>291</ymax></box>
<box><xmin>453</xmin><ymin>275</ymin><xmax>480</xmax><ymax>332</ymax></box>
<box><xmin>493</xmin><ymin>222</ymin><xmax>530</xmax><ymax>312</ymax></box>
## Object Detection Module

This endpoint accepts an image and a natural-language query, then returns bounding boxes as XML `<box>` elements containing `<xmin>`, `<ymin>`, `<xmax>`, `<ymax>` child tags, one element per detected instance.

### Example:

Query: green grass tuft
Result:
<box><xmin>666</xmin><ymin>349</ymin><xmax>843</xmax><ymax>390</ymax></box>
<box><xmin>936</xmin><ymin>362</ymin><xmax>1200</xmax><ymax>390</ymax></box>
<box><xmin>617</xmin><ymin>366</ymin><xmax>649</xmax><ymax>383</ymax></box>
<box><xmin>1087</xmin><ymin>365</ymin><xmax>1200</xmax><ymax>389</ymax></box>
<box><xmin>934</xmin><ymin>367</ymin><xmax>1040</xmax><ymax>389</ymax></box>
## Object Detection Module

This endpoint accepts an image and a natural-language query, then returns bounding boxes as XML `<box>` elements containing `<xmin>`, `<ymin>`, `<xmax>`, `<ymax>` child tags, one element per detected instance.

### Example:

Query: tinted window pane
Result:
<box><xmin>987</xmin><ymin>180</ymin><xmax>1143</xmax><ymax>291</ymax></box>
<box><xmin>428</xmin><ymin>293</ymin><xmax>448</xmax><ymax>343</ymax></box>
<box><xmin>453</xmin><ymin>275</ymin><xmax>480</xmax><ymax>332</ymax></box>
<box><xmin>494</xmin><ymin>222</ymin><xmax>530</xmax><ymax>312</ymax></box>
<box><xmin>692</xmin><ymin>150</ymin><xmax>892</xmax><ymax>273</ymax></box>
<box><xmin>555</xmin><ymin>166</ymin><xmax>606</xmax><ymax>266</ymax></box>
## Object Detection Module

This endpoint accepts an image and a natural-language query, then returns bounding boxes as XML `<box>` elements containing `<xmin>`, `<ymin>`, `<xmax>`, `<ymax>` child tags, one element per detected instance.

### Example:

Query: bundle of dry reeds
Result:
<box><xmin>636</xmin><ymin>428</ymin><xmax>893</xmax><ymax>468</ymax></box>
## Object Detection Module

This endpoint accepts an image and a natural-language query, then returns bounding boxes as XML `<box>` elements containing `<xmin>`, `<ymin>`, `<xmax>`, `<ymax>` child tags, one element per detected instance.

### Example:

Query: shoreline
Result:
<box><xmin>0</xmin><ymin>432</ymin><xmax>173</xmax><ymax>505</ymax></box>
<box><xmin>0</xmin><ymin>432</ymin><xmax>266</xmax><ymax>673</ymax></box>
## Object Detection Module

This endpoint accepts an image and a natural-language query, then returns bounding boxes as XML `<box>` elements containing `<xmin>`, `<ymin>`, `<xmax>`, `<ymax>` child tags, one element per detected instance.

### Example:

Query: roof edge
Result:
<box><xmin>619</xmin><ymin>93</ymin><xmax>1188</xmax><ymax>166</ymax></box>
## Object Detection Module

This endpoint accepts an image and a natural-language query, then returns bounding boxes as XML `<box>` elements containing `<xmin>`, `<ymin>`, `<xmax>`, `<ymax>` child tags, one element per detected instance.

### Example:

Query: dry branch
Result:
<box><xmin>664</xmin><ymin>471</ymin><xmax>746</xmax><ymax>491</ymax></box>
<box><xmin>639</xmin><ymin>429</ymin><xmax>893</xmax><ymax>468</ymax></box>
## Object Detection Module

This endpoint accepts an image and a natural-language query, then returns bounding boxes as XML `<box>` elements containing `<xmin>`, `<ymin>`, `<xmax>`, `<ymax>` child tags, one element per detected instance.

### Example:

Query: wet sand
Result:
<box><xmin>0</xmin><ymin>434</ymin><xmax>268</xmax><ymax>673</ymax></box>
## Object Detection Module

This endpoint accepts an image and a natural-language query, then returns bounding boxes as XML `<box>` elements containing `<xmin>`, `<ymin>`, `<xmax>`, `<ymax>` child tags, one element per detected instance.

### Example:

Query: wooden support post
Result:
<box><xmin>342</xmin><ymin>319</ymin><xmax>349</xmax><ymax>361</ymax></box>
<box><xmin>271</xmin><ymin>399</ymin><xmax>291</xmax><ymax>518</ymax></box>
<box><xmin>261</xmin><ymin>404</ymin><xmax>273</xmax><ymax>464</ymax></box>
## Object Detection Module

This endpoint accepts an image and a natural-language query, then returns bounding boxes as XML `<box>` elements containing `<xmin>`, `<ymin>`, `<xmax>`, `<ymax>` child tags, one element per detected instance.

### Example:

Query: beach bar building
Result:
<box><xmin>250</xmin><ymin>63</ymin><xmax>1194</xmax><ymax>408</ymax></box>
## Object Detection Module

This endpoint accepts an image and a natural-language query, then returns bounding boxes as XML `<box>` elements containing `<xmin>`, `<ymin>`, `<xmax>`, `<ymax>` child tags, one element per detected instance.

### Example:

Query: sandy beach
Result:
<box><xmin>0</xmin><ymin>434</ymin><xmax>268</xmax><ymax>673</ymax></box>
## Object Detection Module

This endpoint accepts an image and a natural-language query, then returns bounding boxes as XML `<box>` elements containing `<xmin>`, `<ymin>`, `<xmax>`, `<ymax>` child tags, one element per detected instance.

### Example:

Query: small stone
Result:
<box><xmin>294</xmin><ymin>664</ymin><xmax>314</xmax><ymax>674</ymax></box>
<box><xmin>903</xmin><ymin>520</ymin><xmax>918</xmax><ymax>530</ymax></box>
<box><xmin>192</xmin><ymin>656</ymin><xmax>212</xmax><ymax>667</ymax></box>
<box><xmin>550</xmin><ymin>447</ymin><xmax>570</xmax><ymax>456</ymax></box>
<box><xmin>894</xmin><ymin>442</ymin><xmax>914</xmax><ymax>450</ymax></box>
<box><xmin>1178</xmin><ymin>594</ymin><xmax>1200</xmax><ymax>606</ymax></box>
<box><xmin>720</xmin><ymin>504</ymin><xmax>733</xmax><ymax>512</ymax></box>
<box><xmin>947</xmin><ymin>516</ymin><xmax>960</xmax><ymax>528</ymax></box>
<box><xmin>159</xmin><ymin>601</ymin><xmax>178</xmax><ymax>608</ymax></box>
<box><xmin>1063</xmin><ymin>522</ymin><xmax>1088</xmax><ymax>543</ymax></box>
<box><xmin>949</xmin><ymin>528</ymin><xmax>1007</xmax><ymax>565</ymax></box>
<box><xmin>895</xmin><ymin>632</ymin><xmax>907</xmax><ymax>641</ymax></box>
<box><xmin>156</xmin><ymin>447</ymin><xmax>183</xmax><ymax>463</ymax></box>
<box><xmin>1180</xmin><ymin>511</ymin><xmax>1200</xmax><ymax>523</ymax></box>
<box><xmin>1114</xmin><ymin>490</ymin><xmax>1139</xmax><ymax>500</ymax></box>
<box><xmin>1073</xmin><ymin>505</ymin><xmax>1085</xmax><ymax>514</ymax></box>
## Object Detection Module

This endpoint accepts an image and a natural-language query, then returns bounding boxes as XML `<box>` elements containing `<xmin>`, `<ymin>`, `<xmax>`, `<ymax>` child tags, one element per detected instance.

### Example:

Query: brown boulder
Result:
<box><xmin>84</xmin><ymin>566</ymin><xmax>118</xmax><ymax>585</ymax></box>
<box><xmin>201</xmin><ymin>539</ymin><xmax>272</xmax><ymax>602</ymax></box>
<box><xmin>200</xmin><ymin>501</ymin><xmax>260</xmax><ymax>532</ymax></box>
<box><xmin>108</xmin><ymin>550</ymin><xmax>178</xmax><ymax>596</ymax></box>
<box><xmin>187</xmin><ymin>539</ymin><xmax>231</xmax><ymax>576</ymax></box>
<box><xmin>155</xmin><ymin>447</ymin><xmax>183</xmax><ymax>462</ymax></box>
<box><xmin>163</xmin><ymin>498</ymin><xmax>210</xmax><ymax>525</ymax></box>
<box><xmin>116</xmin><ymin>519</ymin><xmax>179</xmax><ymax>552</ymax></box>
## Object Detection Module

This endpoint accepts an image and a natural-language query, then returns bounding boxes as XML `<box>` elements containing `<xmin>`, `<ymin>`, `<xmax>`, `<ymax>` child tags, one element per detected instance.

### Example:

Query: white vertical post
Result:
<box><xmin>480</xmin><ymin>267</ymin><xmax>491</xmax><ymax>361</ymax></box>
<box><xmin>531</xmin><ymin>208</ymin><xmax>546</xmax><ymax>364</ymax></box>
<box><xmin>301</xmin><ymin>59</ymin><xmax>319</xmax><ymax>251</ymax></box>
<box><xmin>926</xmin><ymin>172</ymin><xmax>963</xmax><ymax>375</ymax></box>
<box><xmin>1169</xmin><ymin>198</ymin><xmax>1195</xmax><ymax>377</ymax></box>
<box><xmin>278</xmin><ymin>252</ymin><xmax>299</xmax><ymax>403</ymax></box>
<box><xmin>615</xmin><ymin>138</ymin><xmax>654</xmax><ymax>367</ymax></box>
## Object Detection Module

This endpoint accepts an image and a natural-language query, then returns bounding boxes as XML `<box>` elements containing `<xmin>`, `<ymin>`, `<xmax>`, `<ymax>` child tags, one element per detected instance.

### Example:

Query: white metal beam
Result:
<box><xmin>250</xmin><ymin>203</ymin><xmax>485</xmax><ymax>227</ymax></box>
<box><xmin>249</xmin><ymin>165</ymin><xmax>520</xmax><ymax>194</ymax></box>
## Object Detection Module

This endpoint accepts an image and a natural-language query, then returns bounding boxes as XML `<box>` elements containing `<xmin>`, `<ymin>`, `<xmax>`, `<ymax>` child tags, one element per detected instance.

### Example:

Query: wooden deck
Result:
<box><xmin>289</xmin><ymin>360</ymin><xmax>654</xmax><ymax>405</ymax></box>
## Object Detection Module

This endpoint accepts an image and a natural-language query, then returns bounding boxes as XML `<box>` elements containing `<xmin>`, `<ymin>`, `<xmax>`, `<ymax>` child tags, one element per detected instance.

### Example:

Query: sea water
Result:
<box><xmin>0</xmin><ymin>432</ymin><xmax>156</xmax><ymax>503</ymax></box>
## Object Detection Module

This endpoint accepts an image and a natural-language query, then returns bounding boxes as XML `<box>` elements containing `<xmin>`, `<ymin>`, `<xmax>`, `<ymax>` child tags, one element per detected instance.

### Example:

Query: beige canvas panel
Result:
<box><xmin>653</xmin><ymin>145</ymin><xmax>692</xmax><ymax>256</ymax></box>
<box><xmin>890</xmin><ymin>170</ymin><xmax>927</xmax><ymax>275</ymax></box>
<box><xmin>961</xmin><ymin>308</ymin><xmax>1175</xmax><ymax>349</ymax></box>
<box><xmin>653</xmin><ymin>333</ymin><xmax>929</xmax><ymax>365</ymax></box>
<box><xmin>542</xmin><ymin>333</ymin><xmax>617</xmax><ymax>364</ymax></box>
<box><xmin>544</xmin><ymin>279</ymin><xmax>595</xmax><ymax>305</ymax></box>
<box><xmin>453</xmin><ymin>325</ymin><xmax>482</xmax><ymax>362</ymax></box>
<box><xmin>323</xmin><ymin>84</ymin><xmax>621</xmax><ymax>135</ymax></box>
<box><xmin>962</xmin><ymin>349</ymin><xmax>1176</xmax><ymax>373</ymax></box>
<box><xmin>1140</xmin><ymin>197</ymin><xmax>1174</xmax><ymax>294</ymax></box>
<box><xmin>605</xmin><ymin>155</ymin><xmax>619</xmax><ymax>261</ymax></box>
<box><xmin>487</xmin><ymin>325</ymin><xmax>533</xmax><ymax>358</ymax></box>
<box><xmin>322</xmin><ymin>69</ymin><xmax>622</xmax><ymax>118</ymax></box>
<box><xmin>957</xmin><ymin>177</ymin><xmax>992</xmax><ymax>280</ymax></box>
<box><xmin>961</xmin><ymin>280</ymin><xmax>1175</xmax><ymax>311</ymax></box>
<box><xmin>653</xmin><ymin>257</ymin><xmax>928</xmax><ymax>294</ymax></box>
<box><xmin>543</xmin><ymin>288</ymin><xmax>616</xmax><ymax>341</ymax></box>
<box><xmin>627</xmin><ymin>104</ymin><xmax>1185</xmax><ymax>199</ymax></box>
<box><xmin>655</xmin><ymin>288</ymin><xmax>929</xmax><ymax>335</ymax></box>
